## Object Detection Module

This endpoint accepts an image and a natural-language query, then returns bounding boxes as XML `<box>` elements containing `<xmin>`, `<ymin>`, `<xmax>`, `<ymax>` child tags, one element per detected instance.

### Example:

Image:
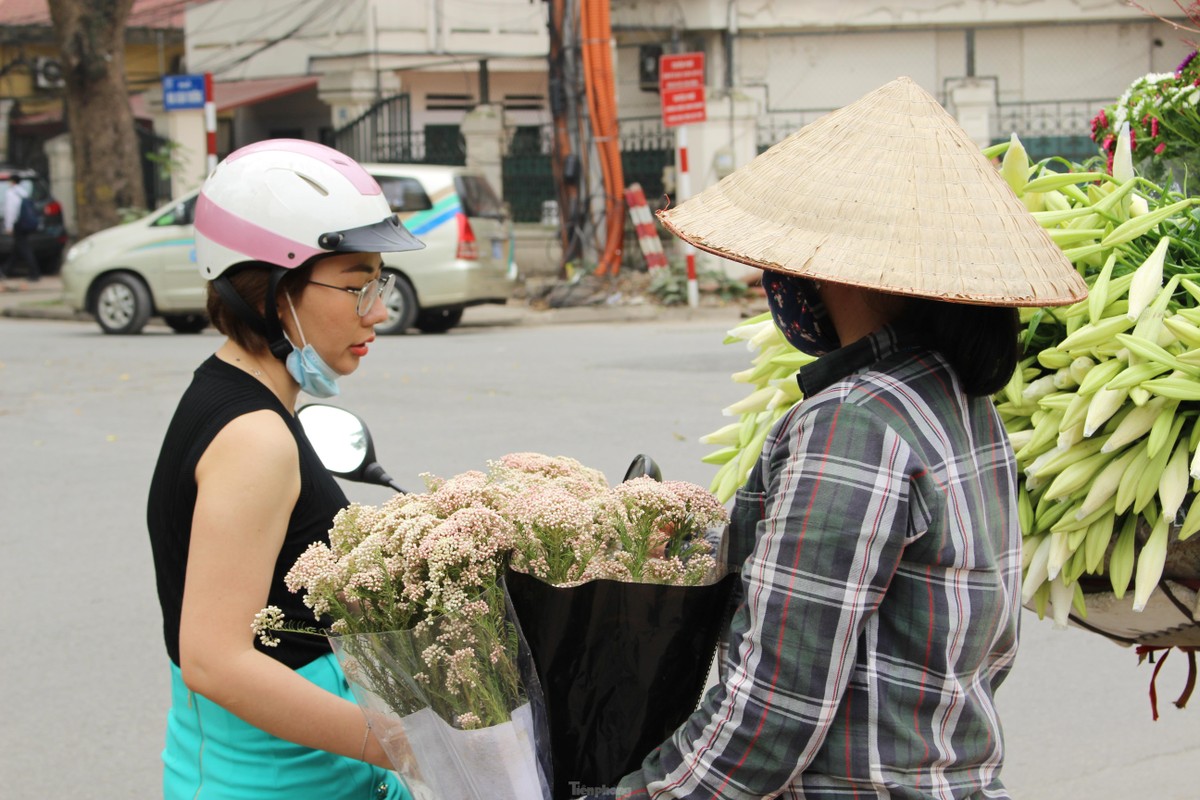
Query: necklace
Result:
<box><xmin>233</xmin><ymin>356</ymin><xmax>264</xmax><ymax>377</ymax></box>
<box><xmin>221</xmin><ymin>344</ymin><xmax>296</xmax><ymax>406</ymax></box>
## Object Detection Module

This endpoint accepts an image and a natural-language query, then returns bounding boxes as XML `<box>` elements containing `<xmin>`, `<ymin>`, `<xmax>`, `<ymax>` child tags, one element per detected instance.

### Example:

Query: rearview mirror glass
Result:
<box><xmin>297</xmin><ymin>404</ymin><xmax>369</xmax><ymax>475</ymax></box>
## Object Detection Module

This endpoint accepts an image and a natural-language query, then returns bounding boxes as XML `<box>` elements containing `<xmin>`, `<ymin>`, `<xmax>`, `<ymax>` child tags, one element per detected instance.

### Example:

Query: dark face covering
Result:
<box><xmin>760</xmin><ymin>270</ymin><xmax>841</xmax><ymax>356</ymax></box>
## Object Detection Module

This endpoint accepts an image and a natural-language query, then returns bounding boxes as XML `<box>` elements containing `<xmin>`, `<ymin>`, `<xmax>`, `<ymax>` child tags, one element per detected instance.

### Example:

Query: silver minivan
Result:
<box><xmin>60</xmin><ymin>163</ymin><xmax>515</xmax><ymax>335</ymax></box>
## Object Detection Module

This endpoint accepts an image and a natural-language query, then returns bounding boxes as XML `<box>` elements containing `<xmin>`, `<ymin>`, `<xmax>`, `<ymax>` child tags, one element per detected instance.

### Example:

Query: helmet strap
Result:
<box><xmin>262</xmin><ymin>268</ymin><xmax>293</xmax><ymax>361</ymax></box>
<box><xmin>212</xmin><ymin>268</ymin><xmax>293</xmax><ymax>361</ymax></box>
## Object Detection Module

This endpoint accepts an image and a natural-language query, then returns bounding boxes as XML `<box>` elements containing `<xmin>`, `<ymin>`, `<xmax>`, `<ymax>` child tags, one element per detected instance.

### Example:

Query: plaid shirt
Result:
<box><xmin>616</xmin><ymin>324</ymin><xmax>1021</xmax><ymax>799</ymax></box>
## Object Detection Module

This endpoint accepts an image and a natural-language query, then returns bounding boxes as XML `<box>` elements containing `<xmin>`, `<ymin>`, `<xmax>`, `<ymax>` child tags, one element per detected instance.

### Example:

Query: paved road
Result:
<box><xmin>2</xmin><ymin>313</ymin><xmax>1196</xmax><ymax>799</ymax></box>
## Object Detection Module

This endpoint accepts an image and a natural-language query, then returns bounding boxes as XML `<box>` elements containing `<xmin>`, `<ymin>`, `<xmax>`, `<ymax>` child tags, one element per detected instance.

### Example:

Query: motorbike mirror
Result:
<box><xmin>623</xmin><ymin>453</ymin><xmax>663</xmax><ymax>482</ymax></box>
<box><xmin>296</xmin><ymin>404</ymin><xmax>405</xmax><ymax>492</ymax></box>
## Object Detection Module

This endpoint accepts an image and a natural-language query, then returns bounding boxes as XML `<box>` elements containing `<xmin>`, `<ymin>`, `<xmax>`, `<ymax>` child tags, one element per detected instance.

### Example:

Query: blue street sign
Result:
<box><xmin>162</xmin><ymin>74</ymin><xmax>206</xmax><ymax>111</ymax></box>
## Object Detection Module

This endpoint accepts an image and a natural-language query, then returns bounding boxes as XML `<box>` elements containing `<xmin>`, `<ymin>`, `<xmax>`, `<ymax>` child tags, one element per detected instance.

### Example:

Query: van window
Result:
<box><xmin>376</xmin><ymin>176</ymin><xmax>433</xmax><ymax>212</ymax></box>
<box><xmin>455</xmin><ymin>174</ymin><xmax>505</xmax><ymax>219</ymax></box>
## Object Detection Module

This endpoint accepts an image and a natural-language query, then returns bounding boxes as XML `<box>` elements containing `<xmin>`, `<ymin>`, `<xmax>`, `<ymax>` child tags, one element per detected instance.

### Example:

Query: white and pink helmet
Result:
<box><xmin>195</xmin><ymin>139</ymin><xmax>424</xmax><ymax>279</ymax></box>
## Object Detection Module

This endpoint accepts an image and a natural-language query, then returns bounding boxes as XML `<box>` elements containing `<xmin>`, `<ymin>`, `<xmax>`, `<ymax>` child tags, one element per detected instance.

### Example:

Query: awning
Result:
<box><xmin>214</xmin><ymin>76</ymin><xmax>319</xmax><ymax>111</ymax></box>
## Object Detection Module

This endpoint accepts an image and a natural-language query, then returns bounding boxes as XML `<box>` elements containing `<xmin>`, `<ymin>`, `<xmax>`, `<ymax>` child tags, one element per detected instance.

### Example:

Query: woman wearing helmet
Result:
<box><xmin>146</xmin><ymin>140</ymin><xmax>423</xmax><ymax>799</ymax></box>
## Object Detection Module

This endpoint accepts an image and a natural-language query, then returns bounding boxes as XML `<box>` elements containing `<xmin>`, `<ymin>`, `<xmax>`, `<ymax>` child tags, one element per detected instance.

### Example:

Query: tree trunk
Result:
<box><xmin>47</xmin><ymin>0</ymin><xmax>144</xmax><ymax>237</ymax></box>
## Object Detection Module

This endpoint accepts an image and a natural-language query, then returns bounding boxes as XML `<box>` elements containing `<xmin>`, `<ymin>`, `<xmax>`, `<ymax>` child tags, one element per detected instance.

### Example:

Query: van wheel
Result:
<box><xmin>94</xmin><ymin>273</ymin><xmax>152</xmax><ymax>335</ymax></box>
<box><xmin>415</xmin><ymin>307</ymin><xmax>463</xmax><ymax>333</ymax></box>
<box><xmin>376</xmin><ymin>269</ymin><xmax>418</xmax><ymax>334</ymax></box>
<box><xmin>164</xmin><ymin>313</ymin><xmax>209</xmax><ymax>334</ymax></box>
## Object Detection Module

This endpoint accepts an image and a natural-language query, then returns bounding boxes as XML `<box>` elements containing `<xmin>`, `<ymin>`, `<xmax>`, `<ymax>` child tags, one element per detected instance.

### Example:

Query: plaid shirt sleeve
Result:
<box><xmin>616</xmin><ymin>399</ymin><xmax>922</xmax><ymax>799</ymax></box>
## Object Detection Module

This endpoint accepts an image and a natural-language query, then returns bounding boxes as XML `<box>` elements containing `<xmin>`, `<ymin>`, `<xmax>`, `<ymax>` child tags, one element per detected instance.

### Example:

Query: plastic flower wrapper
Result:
<box><xmin>329</xmin><ymin>582</ymin><xmax>551</xmax><ymax>800</ymax></box>
<box><xmin>259</xmin><ymin>491</ymin><xmax>552</xmax><ymax>799</ymax></box>
<box><xmin>259</xmin><ymin>452</ymin><xmax>733</xmax><ymax>797</ymax></box>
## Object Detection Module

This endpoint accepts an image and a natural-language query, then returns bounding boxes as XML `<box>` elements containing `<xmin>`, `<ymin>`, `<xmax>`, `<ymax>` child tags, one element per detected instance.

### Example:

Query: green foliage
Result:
<box><xmin>1090</xmin><ymin>50</ymin><xmax>1200</xmax><ymax>192</ymax></box>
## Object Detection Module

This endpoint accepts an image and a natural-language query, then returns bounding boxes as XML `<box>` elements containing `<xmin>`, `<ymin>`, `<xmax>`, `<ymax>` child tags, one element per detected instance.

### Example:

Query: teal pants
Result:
<box><xmin>164</xmin><ymin>654</ymin><xmax>411</xmax><ymax>800</ymax></box>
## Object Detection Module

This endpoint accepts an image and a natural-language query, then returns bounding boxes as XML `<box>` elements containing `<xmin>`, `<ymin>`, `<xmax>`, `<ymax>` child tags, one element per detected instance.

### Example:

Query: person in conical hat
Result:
<box><xmin>608</xmin><ymin>78</ymin><xmax>1084</xmax><ymax>799</ymax></box>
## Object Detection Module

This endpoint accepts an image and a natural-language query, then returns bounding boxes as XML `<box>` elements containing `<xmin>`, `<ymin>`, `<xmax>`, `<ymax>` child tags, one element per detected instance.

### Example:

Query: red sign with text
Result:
<box><xmin>660</xmin><ymin>52</ymin><xmax>706</xmax><ymax>127</ymax></box>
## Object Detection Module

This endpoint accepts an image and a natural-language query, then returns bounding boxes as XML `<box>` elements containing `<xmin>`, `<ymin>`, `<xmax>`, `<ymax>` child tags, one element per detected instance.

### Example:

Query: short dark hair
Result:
<box><xmin>901</xmin><ymin>299</ymin><xmax>1021</xmax><ymax>397</ymax></box>
<box><xmin>206</xmin><ymin>262</ymin><xmax>314</xmax><ymax>352</ymax></box>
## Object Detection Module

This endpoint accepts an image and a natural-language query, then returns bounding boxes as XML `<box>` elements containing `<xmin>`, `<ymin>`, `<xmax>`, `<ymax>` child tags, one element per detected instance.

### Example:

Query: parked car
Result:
<box><xmin>60</xmin><ymin>162</ymin><xmax>516</xmax><ymax>335</ymax></box>
<box><xmin>0</xmin><ymin>166</ymin><xmax>68</xmax><ymax>276</ymax></box>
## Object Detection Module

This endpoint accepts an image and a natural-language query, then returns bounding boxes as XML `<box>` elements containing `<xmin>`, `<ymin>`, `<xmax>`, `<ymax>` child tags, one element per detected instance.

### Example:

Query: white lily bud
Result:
<box><xmin>1068</xmin><ymin>356</ymin><xmax>1096</xmax><ymax>386</ymax></box>
<box><xmin>1160</xmin><ymin>439</ymin><xmax>1190</xmax><ymax>521</ymax></box>
<box><xmin>1049</xmin><ymin>575</ymin><xmax>1076</xmax><ymax>629</ymax></box>
<box><xmin>748</xmin><ymin>321</ymin><xmax>785</xmax><ymax>351</ymax></box>
<box><xmin>1127</xmin><ymin>237</ymin><xmax>1170</xmax><ymax>322</ymax></box>
<box><xmin>1021</xmin><ymin>535</ymin><xmax>1053</xmax><ymax>605</ymax></box>
<box><xmin>1007</xmin><ymin>429</ymin><xmax>1035</xmax><ymax>453</ymax></box>
<box><xmin>1132</xmin><ymin>514</ymin><xmax>1169</xmax><ymax>612</ymax></box>
<box><xmin>722</xmin><ymin>386</ymin><xmax>776</xmax><ymax>417</ymax></box>
<box><xmin>1001</xmin><ymin>133</ymin><xmax>1029</xmax><ymax>193</ymax></box>
<box><xmin>1046</xmin><ymin>530</ymin><xmax>1072</xmax><ymax>581</ymax></box>
<box><xmin>726</xmin><ymin>319</ymin><xmax>773</xmax><ymax>344</ymax></box>
<box><xmin>1022</xmin><ymin>375</ymin><xmax>1058</xmax><ymax>403</ymax></box>
<box><xmin>1083</xmin><ymin>386</ymin><xmax>1129</xmax><ymax>437</ymax></box>
<box><xmin>1102</xmin><ymin>396</ymin><xmax>1168</xmax><ymax>452</ymax></box>
<box><xmin>1113</xmin><ymin>121</ymin><xmax>1135</xmax><ymax>184</ymax></box>
<box><xmin>699</xmin><ymin>422</ymin><xmax>742</xmax><ymax>447</ymax></box>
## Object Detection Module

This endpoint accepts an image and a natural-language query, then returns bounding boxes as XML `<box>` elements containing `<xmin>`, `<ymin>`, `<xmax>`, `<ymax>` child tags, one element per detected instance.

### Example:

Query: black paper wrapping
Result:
<box><xmin>505</xmin><ymin>566</ymin><xmax>738</xmax><ymax>799</ymax></box>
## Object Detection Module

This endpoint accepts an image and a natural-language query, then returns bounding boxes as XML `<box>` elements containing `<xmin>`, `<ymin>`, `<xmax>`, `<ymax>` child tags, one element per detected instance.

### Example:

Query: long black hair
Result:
<box><xmin>900</xmin><ymin>298</ymin><xmax>1021</xmax><ymax>397</ymax></box>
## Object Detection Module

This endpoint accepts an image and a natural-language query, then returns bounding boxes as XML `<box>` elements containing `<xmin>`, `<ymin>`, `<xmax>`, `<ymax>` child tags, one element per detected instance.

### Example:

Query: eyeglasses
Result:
<box><xmin>308</xmin><ymin>273</ymin><xmax>392</xmax><ymax>317</ymax></box>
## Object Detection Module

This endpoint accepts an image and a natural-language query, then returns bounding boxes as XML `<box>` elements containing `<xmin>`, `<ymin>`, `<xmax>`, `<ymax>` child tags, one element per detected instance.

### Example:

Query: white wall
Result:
<box><xmin>186</xmin><ymin>0</ymin><xmax>547</xmax><ymax>80</ymax></box>
<box><xmin>614</xmin><ymin>16</ymin><xmax>1192</xmax><ymax>125</ymax></box>
<box><xmin>739</xmin><ymin>29</ymin><xmax>943</xmax><ymax>110</ymax></box>
<box><xmin>611</xmin><ymin>0</ymin><xmax>1167</xmax><ymax>31</ymax></box>
<box><xmin>973</xmin><ymin>21</ymin><xmax>1191</xmax><ymax>104</ymax></box>
<box><xmin>400</xmin><ymin>68</ymin><xmax>550</xmax><ymax>133</ymax></box>
<box><xmin>186</xmin><ymin>0</ymin><xmax>370</xmax><ymax>79</ymax></box>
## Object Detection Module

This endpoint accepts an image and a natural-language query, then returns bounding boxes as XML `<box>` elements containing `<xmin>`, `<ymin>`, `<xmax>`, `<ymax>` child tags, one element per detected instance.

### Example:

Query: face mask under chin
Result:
<box><xmin>283</xmin><ymin>293</ymin><xmax>341</xmax><ymax>397</ymax></box>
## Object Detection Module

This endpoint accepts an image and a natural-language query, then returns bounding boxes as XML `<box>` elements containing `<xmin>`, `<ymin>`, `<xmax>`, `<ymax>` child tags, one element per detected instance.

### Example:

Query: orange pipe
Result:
<box><xmin>581</xmin><ymin>0</ymin><xmax>624</xmax><ymax>276</ymax></box>
<box><xmin>598</xmin><ymin>0</ymin><xmax>624</xmax><ymax>275</ymax></box>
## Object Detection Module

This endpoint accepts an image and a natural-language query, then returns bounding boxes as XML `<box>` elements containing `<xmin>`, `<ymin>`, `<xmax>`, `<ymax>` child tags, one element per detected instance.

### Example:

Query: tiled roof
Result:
<box><xmin>0</xmin><ymin>0</ymin><xmax>210</xmax><ymax>29</ymax></box>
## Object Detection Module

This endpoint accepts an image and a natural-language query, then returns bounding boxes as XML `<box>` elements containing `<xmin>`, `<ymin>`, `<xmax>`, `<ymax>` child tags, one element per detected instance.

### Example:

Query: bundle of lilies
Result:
<box><xmin>702</xmin><ymin>128</ymin><xmax>1200</xmax><ymax>678</ymax></box>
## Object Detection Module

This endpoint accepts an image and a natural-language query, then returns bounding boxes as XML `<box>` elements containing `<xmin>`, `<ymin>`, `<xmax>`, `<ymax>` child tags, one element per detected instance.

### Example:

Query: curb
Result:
<box><xmin>1</xmin><ymin>295</ymin><xmax>753</xmax><ymax>328</ymax></box>
<box><xmin>1</xmin><ymin>303</ymin><xmax>91</xmax><ymax>321</ymax></box>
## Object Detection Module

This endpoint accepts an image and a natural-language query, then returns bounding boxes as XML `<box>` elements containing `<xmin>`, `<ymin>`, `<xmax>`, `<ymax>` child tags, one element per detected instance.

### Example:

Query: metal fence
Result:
<box><xmin>756</xmin><ymin>108</ymin><xmax>836</xmax><ymax>152</ymax></box>
<box><xmin>502</xmin><ymin>124</ymin><xmax>556</xmax><ymax>223</ymax></box>
<box><xmin>758</xmin><ymin>99</ymin><xmax>1108</xmax><ymax>165</ymax></box>
<box><xmin>618</xmin><ymin>116</ymin><xmax>674</xmax><ymax>210</ymax></box>
<box><xmin>333</xmin><ymin>94</ymin><xmax>451</xmax><ymax>165</ymax></box>
<box><xmin>500</xmin><ymin>117</ymin><xmax>678</xmax><ymax>223</ymax></box>
<box><xmin>994</xmin><ymin>98</ymin><xmax>1110</xmax><ymax>164</ymax></box>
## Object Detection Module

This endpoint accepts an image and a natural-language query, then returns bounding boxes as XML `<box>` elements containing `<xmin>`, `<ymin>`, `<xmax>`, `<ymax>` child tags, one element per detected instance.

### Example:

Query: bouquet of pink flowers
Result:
<box><xmin>257</xmin><ymin>452</ymin><xmax>730</xmax><ymax>799</ymax></box>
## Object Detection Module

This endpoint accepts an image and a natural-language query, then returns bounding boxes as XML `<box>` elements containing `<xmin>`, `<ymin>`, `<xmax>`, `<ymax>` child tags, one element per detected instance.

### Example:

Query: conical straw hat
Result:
<box><xmin>657</xmin><ymin>77</ymin><xmax>1087</xmax><ymax>307</ymax></box>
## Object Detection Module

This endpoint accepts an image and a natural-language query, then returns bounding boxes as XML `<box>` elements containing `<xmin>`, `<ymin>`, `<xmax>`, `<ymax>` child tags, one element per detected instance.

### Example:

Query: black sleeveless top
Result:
<box><xmin>147</xmin><ymin>355</ymin><xmax>346</xmax><ymax>669</ymax></box>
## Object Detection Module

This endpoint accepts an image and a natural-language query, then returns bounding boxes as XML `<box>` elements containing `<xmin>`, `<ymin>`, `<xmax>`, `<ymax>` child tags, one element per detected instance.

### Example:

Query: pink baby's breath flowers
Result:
<box><xmin>490</xmin><ymin>452</ymin><xmax>609</xmax><ymax>499</ymax></box>
<box><xmin>257</xmin><ymin>451</ymin><xmax>728</xmax><ymax>732</ymax></box>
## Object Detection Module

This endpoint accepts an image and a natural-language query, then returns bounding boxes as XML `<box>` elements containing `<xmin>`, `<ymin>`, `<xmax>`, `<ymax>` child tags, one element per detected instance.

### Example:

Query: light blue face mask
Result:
<box><xmin>284</xmin><ymin>293</ymin><xmax>341</xmax><ymax>398</ymax></box>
